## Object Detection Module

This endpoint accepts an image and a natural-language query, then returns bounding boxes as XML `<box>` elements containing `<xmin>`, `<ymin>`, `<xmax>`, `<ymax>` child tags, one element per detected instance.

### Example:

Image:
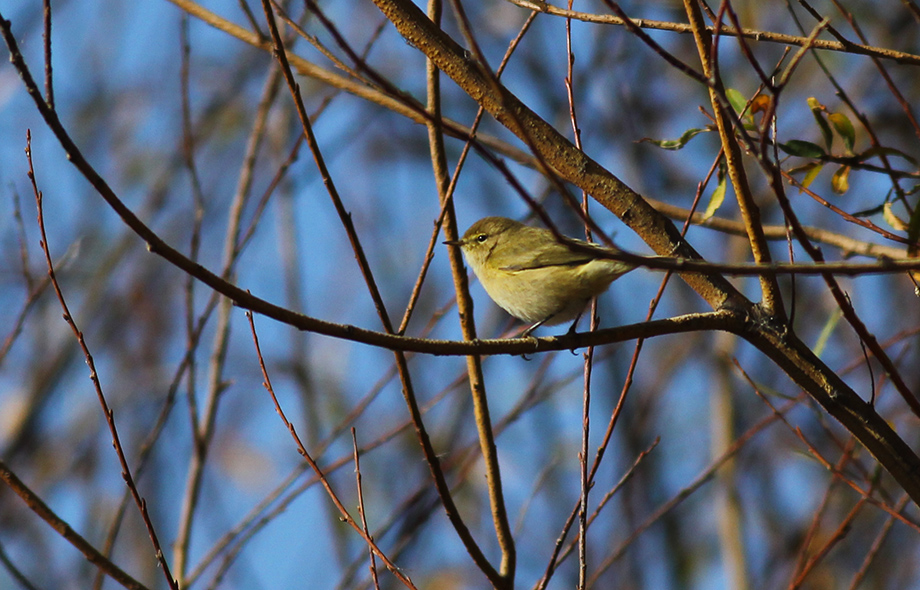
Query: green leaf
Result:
<box><xmin>828</xmin><ymin>112</ymin><xmax>856</xmax><ymax>154</ymax></box>
<box><xmin>726</xmin><ymin>88</ymin><xmax>748</xmax><ymax>117</ymax></box>
<box><xmin>808</xmin><ymin>97</ymin><xmax>833</xmax><ymax>150</ymax></box>
<box><xmin>831</xmin><ymin>165</ymin><xmax>850</xmax><ymax>194</ymax></box>
<box><xmin>639</xmin><ymin>128</ymin><xmax>708</xmax><ymax>150</ymax></box>
<box><xmin>813</xmin><ymin>309</ymin><xmax>843</xmax><ymax>358</ymax></box>
<box><xmin>702</xmin><ymin>174</ymin><xmax>728</xmax><ymax>221</ymax></box>
<box><xmin>779</xmin><ymin>140</ymin><xmax>827</xmax><ymax>159</ymax></box>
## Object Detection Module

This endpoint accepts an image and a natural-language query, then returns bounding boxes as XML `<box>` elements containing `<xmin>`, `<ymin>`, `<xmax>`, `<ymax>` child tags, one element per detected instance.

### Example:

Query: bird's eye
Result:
<box><xmin>476</xmin><ymin>234</ymin><xmax>488</xmax><ymax>243</ymax></box>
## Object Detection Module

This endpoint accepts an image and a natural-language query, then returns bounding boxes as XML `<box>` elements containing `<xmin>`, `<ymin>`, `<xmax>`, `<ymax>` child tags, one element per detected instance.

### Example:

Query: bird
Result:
<box><xmin>445</xmin><ymin>216</ymin><xmax>633</xmax><ymax>336</ymax></box>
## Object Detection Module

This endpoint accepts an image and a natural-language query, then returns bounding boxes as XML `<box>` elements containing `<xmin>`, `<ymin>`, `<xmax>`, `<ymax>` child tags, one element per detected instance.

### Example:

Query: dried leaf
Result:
<box><xmin>751</xmin><ymin>94</ymin><xmax>771</xmax><ymax>116</ymax></box>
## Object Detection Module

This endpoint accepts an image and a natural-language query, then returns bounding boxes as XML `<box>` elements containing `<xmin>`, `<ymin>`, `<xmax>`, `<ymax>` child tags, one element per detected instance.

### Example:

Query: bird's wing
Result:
<box><xmin>496</xmin><ymin>231</ymin><xmax>602</xmax><ymax>271</ymax></box>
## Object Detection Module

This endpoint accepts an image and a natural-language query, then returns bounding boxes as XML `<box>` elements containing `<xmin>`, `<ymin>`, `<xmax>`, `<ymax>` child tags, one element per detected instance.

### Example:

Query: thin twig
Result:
<box><xmin>738</xmin><ymin>361</ymin><xmax>920</xmax><ymax>531</ymax></box>
<box><xmin>261</xmin><ymin>1</ymin><xmax>505</xmax><ymax>585</ymax></box>
<box><xmin>585</xmin><ymin>406</ymin><xmax>791</xmax><ymax>586</ymax></box>
<box><xmin>847</xmin><ymin>494</ymin><xmax>912</xmax><ymax>590</ymax></box>
<box><xmin>562</xmin><ymin>3</ymin><xmax>592</xmax><ymax>586</ymax></box>
<box><xmin>352</xmin><ymin>429</ymin><xmax>381</xmax><ymax>590</ymax></box>
<box><xmin>246</xmin><ymin>311</ymin><xmax>417</xmax><ymax>588</ymax></box>
<box><xmin>505</xmin><ymin>0</ymin><xmax>920</xmax><ymax>65</ymax></box>
<box><xmin>173</xmin><ymin>58</ymin><xmax>283</xmax><ymax>584</ymax></box>
<box><xmin>28</xmin><ymin>132</ymin><xmax>178</xmax><ymax>590</ymax></box>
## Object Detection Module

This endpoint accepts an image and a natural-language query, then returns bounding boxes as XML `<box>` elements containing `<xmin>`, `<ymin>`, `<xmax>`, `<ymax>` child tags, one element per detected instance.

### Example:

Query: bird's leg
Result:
<box><xmin>564</xmin><ymin>311</ymin><xmax>585</xmax><ymax>355</ymax></box>
<box><xmin>522</xmin><ymin>318</ymin><xmax>547</xmax><ymax>338</ymax></box>
<box><xmin>519</xmin><ymin>318</ymin><xmax>548</xmax><ymax>361</ymax></box>
<box><xmin>566</xmin><ymin>310</ymin><xmax>584</xmax><ymax>335</ymax></box>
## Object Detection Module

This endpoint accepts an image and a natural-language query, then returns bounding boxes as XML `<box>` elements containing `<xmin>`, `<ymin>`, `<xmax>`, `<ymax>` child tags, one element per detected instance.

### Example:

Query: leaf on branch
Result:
<box><xmin>780</xmin><ymin>140</ymin><xmax>827</xmax><ymax>159</ymax></box>
<box><xmin>751</xmin><ymin>94</ymin><xmax>771</xmax><ymax>117</ymax></box>
<box><xmin>851</xmin><ymin>202</ymin><xmax>886</xmax><ymax>217</ymax></box>
<box><xmin>702</xmin><ymin>171</ymin><xmax>728</xmax><ymax>221</ymax></box>
<box><xmin>639</xmin><ymin>127</ymin><xmax>708</xmax><ymax>150</ymax></box>
<box><xmin>800</xmin><ymin>162</ymin><xmax>823</xmax><ymax>190</ymax></box>
<box><xmin>808</xmin><ymin>97</ymin><xmax>833</xmax><ymax>150</ymax></box>
<box><xmin>831</xmin><ymin>165</ymin><xmax>851</xmax><ymax>194</ymax></box>
<box><xmin>885</xmin><ymin>201</ymin><xmax>911</xmax><ymax>232</ymax></box>
<box><xmin>828</xmin><ymin>112</ymin><xmax>856</xmax><ymax>154</ymax></box>
<box><xmin>726</xmin><ymin>88</ymin><xmax>749</xmax><ymax>116</ymax></box>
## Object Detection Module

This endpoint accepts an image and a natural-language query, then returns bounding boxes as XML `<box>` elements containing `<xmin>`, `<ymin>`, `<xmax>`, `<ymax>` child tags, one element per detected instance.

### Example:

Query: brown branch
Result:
<box><xmin>682</xmin><ymin>0</ymin><xmax>785</xmax><ymax>318</ymax></box>
<box><xmin>0</xmin><ymin>460</ymin><xmax>152</xmax><ymax>590</ymax></box>
<box><xmin>163</xmin><ymin>0</ymin><xmax>538</xmax><ymax>168</ymax></box>
<box><xmin>823</xmin><ymin>0</ymin><xmax>920</xmax><ymax>139</ymax></box>
<box><xmin>365</xmin><ymin>0</ymin><xmax>920</xmax><ymax>510</ymax></box>
<box><xmin>162</xmin><ymin>0</ymin><xmax>919</xmax><ymax>266</ymax></box>
<box><xmin>652</xmin><ymin>197</ymin><xmax>908</xmax><ymax>260</ymax></box>
<box><xmin>562</xmin><ymin>4</ymin><xmax>593</xmax><ymax>585</ymax></box>
<box><xmin>424</xmin><ymin>0</ymin><xmax>515</xmax><ymax>584</ymax></box>
<box><xmin>370</xmin><ymin>0</ymin><xmax>744</xmax><ymax>312</ymax></box>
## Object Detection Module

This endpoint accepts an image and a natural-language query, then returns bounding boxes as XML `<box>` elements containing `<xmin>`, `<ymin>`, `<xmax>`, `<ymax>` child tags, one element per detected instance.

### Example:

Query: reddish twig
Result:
<box><xmin>259</xmin><ymin>1</ymin><xmax>506</xmax><ymax>585</ymax></box>
<box><xmin>739</xmin><ymin>361</ymin><xmax>920</xmax><ymax>532</ymax></box>
<box><xmin>585</xmin><ymin>407</ymin><xmax>790</xmax><ymax>586</ymax></box>
<box><xmin>352</xmin><ymin>428</ymin><xmax>381</xmax><ymax>590</ymax></box>
<box><xmin>245</xmin><ymin>311</ymin><xmax>417</xmax><ymax>588</ymax></box>
<box><xmin>534</xmin><ymin>437</ymin><xmax>660</xmax><ymax>589</ymax></box>
<box><xmin>847</xmin><ymin>494</ymin><xmax>912</xmax><ymax>590</ymax></box>
<box><xmin>790</xmin><ymin>497</ymin><xmax>867</xmax><ymax>589</ymax></box>
<box><xmin>28</xmin><ymin>132</ymin><xmax>179</xmax><ymax>590</ymax></box>
<box><xmin>562</xmin><ymin>2</ymin><xmax>593</xmax><ymax>586</ymax></box>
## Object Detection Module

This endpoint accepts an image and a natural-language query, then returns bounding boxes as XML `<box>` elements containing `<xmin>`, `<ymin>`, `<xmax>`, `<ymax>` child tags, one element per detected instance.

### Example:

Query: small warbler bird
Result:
<box><xmin>445</xmin><ymin>216</ymin><xmax>633</xmax><ymax>336</ymax></box>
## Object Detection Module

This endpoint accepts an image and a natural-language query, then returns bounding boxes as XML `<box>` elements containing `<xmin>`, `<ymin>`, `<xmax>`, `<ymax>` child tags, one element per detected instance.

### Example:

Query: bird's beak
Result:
<box><xmin>443</xmin><ymin>238</ymin><xmax>464</xmax><ymax>246</ymax></box>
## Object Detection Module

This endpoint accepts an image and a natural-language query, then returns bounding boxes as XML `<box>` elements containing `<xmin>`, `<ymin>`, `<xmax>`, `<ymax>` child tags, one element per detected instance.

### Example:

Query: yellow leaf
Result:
<box><xmin>751</xmin><ymin>94</ymin><xmax>771</xmax><ymax>116</ymax></box>
<box><xmin>800</xmin><ymin>162</ymin><xmax>823</xmax><ymax>190</ymax></box>
<box><xmin>831</xmin><ymin>165</ymin><xmax>850</xmax><ymax>194</ymax></box>
<box><xmin>883</xmin><ymin>202</ymin><xmax>910</xmax><ymax>231</ymax></box>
